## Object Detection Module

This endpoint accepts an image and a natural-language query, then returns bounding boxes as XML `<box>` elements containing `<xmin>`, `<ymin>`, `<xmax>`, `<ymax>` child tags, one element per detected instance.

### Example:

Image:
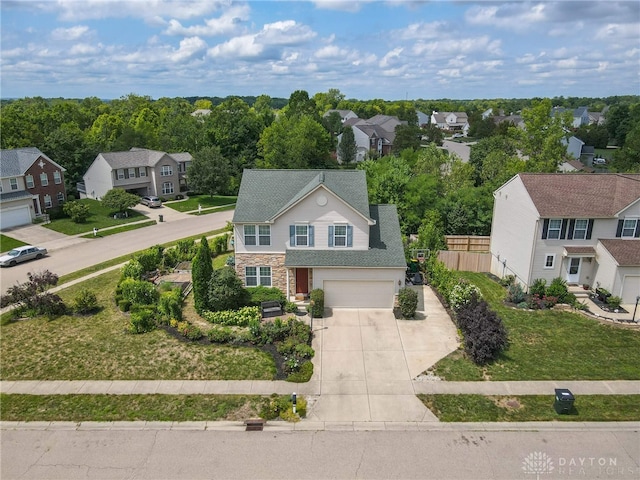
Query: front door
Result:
<box><xmin>295</xmin><ymin>268</ymin><xmax>308</xmax><ymax>294</ymax></box>
<box><xmin>566</xmin><ymin>257</ymin><xmax>581</xmax><ymax>284</ymax></box>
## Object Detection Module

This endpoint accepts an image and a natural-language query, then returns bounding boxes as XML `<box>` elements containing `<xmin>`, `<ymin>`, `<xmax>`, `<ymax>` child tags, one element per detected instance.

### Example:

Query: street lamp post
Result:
<box><xmin>309</xmin><ymin>300</ymin><xmax>314</xmax><ymax>332</ymax></box>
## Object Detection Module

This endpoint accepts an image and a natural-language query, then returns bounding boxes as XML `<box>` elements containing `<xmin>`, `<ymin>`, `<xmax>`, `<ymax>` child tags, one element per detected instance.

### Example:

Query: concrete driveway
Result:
<box><xmin>307</xmin><ymin>286</ymin><xmax>459</xmax><ymax>423</ymax></box>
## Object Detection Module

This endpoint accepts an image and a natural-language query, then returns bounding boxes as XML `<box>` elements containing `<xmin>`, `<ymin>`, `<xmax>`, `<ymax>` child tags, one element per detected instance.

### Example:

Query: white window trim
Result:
<box><xmin>26</xmin><ymin>175</ymin><xmax>34</xmax><ymax>188</ymax></box>
<box><xmin>10</xmin><ymin>178</ymin><xmax>18</xmax><ymax>190</ymax></box>
<box><xmin>245</xmin><ymin>266</ymin><xmax>272</xmax><ymax>287</ymax></box>
<box><xmin>544</xmin><ymin>254</ymin><xmax>556</xmax><ymax>269</ymax></box>
<box><xmin>162</xmin><ymin>182</ymin><xmax>174</xmax><ymax>195</ymax></box>
<box><xmin>334</xmin><ymin>224</ymin><xmax>347</xmax><ymax>247</ymax></box>
<box><xmin>258</xmin><ymin>225</ymin><xmax>271</xmax><ymax>246</ymax></box>
<box><xmin>44</xmin><ymin>194</ymin><xmax>52</xmax><ymax>208</ymax></box>
<box><xmin>139</xmin><ymin>167</ymin><xmax>146</xmax><ymax>177</ymax></box>
<box><xmin>128</xmin><ymin>168</ymin><xmax>136</xmax><ymax>178</ymax></box>
<box><xmin>547</xmin><ymin>219</ymin><xmax>562</xmax><ymax>240</ymax></box>
<box><xmin>621</xmin><ymin>218</ymin><xmax>638</xmax><ymax>238</ymax></box>
<box><xmin>295</xmin><ymin>224</ymin><xmax>309</xmax><ymax>246</ymax></box>
<box><xmin>244</xmin><ymin>225</ymin><xmax>256</xmax><ymax>246</ymax></box>
<box><xmin>117</xmin><ymin>169</ymin><xmax>125</xmax><ymax>180</ymax></box>
<box><xmin>573</xmin><ymin>219</ymin><xmax>588</xmax><ymax>240</ymax></box>
<box><xmin>57</xmin><ymin>192</ymin><xmax>65</xmax><ymax>204</ymax></box>
<box><xmin>53</xmin><ymin>170</ymin><xmax>62</xmax><ymax>184</ymax></box>
<box><xmin>161</xmin><ymin>165</ymin><xmax>173</xmax><ymax>176</ymax></box>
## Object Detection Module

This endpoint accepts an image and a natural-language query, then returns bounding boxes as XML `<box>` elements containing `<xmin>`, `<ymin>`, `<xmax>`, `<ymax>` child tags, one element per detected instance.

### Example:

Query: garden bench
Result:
<box><xmin>244</xmin><ymin>418</ymin><xmax>265</xmax><ymax>431</ymax></box>
<box><xmin>260</xmin><ymin>301</ymin><xmax>283</xmax><ymax>318</ymax></box>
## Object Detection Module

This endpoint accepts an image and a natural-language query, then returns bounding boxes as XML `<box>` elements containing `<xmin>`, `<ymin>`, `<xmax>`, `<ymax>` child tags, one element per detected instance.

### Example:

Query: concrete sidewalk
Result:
<box><xmin>2</xmin><ymin>379</ymin><xmax>638</xmax><ymax>396</ymax></box>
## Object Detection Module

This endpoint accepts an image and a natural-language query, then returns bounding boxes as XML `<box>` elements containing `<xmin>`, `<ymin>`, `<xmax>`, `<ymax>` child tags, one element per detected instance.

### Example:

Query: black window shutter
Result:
<box><xmin>635</xmin><ymin>221</ymin><xmax>640</xmax><ymax>238</ymax></box>
<box><xmin>586</xmin><ymin>219</ymin><xmax>594</xmax><ymax>239</ymax></box>
<box><xmin>616</xmin><ymin>219</ymin><xmax>624</xmax><ymax>237</ymax></box>
<box><xmin>560</xmin><ymin>219</ymin><xmax>568</xmax><ymax>240</ymax></box>
<box><xmin>567</xmin><ymin>219</ymin><xmax>575</xmax><ymax>239</ymax></box>
<box><xmin>542</xmin><ymin>219</ymin><xmax>549</xmax><ymax>239</ymax></box>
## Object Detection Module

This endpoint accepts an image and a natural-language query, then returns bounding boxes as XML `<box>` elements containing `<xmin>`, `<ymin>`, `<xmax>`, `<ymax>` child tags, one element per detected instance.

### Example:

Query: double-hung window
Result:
<box><xmin>245</xmin><ymin>266</ymin><xmax>271</xmax><ymax>287</ymax></box>
<box><xmin>128</xmin><ymin>168</ymin><xmax>136</xmax><ymax>178</ymax></box>
<box><xmin>621</xmin><ymin>219</ymin><xmax>638</xmax><ymax>237</ymax></box>
<box><xmin>544</xmin><ymin>254</ymin><xmax>555</xmax><ymax>269</ymax></box>
<box><xmin>10</xmin><ymin>178</ymin><xmax>18</xmax><ymax>190</ymax></box>
<box><xmin>546</xmin><ymin>219</ymin><xmax>562</xmax><ymax>240</ymax></box>
<box><xmin>117</xmin><ymin>169</ymin><xmax>125</xmax><ymax>180</ymax></box>
<box><xmin>44</xmin><ymin>194</ymin><xmax>52</xmax><ymax>208</ymax></box>
<box><xmin>572</xmin><ymin>219</ymin><xmax>588</xmax><ymax>240</ymax></box>
<box><xmin>329</xmin><ymin>224</ymin><xmax>353</xmax><ymax>247</ymax></box>
<box><xmin>162</xmin><ymin>182</ymin><xmax>174</xmax><ymax>195</ymax></box>
<box><xmin>40</xmin><ymin>173</ymin><xmax>48</xmax><ymax>187</ymax></box>
<box><xmin>53</xmin><ymin>171</ymin><xmax>62</xmax><ymax>184</ymax></box>
<box><xmin>244</xmin><ymin>225</ymin><xmax>270</xmax><ymax>246</ymax></box>
<box><xmin>258</xmin><ymin>225</ymin><xmax>271</xmax><ymax>246</ymax></box>
<box><xmin>57</xmin><ymin>192</ymin><xmax>65</xmax><ymax>204</ymax></box>
<box><xmin>244</xmin><ymin>225</ymin><xmax>256</xmax><ymax>245</ymax></box>
<box><xmin>139</xmin><ymin>167</ymin><xmax>146</xmax><ymax>177</ymax></box>
<box><xmin>161</xmin><ymin>165</ymin><xmax>173</xmax><ymax>176</ymax></box>
<box><xmin>25</xmin><ymin>175</ymin><xmax>34</xmax><ymax>188</ymax></box>
<box><xmin>290</xmin><ymin>224</ymin><xmax>313</xmax><ymax>247</ymax></box>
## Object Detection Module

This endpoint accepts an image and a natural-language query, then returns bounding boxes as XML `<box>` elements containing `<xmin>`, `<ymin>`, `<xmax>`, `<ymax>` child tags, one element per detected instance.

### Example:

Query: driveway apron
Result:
<box><xmin>307</xmin><ymin>287</ymin><xmax>459</xmax><ymax>423</ymax></box>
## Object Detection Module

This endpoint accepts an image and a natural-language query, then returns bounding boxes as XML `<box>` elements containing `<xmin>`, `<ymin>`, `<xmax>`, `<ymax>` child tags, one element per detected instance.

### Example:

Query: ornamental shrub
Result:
<box><xmin>398</xmin><ymin>287</ymin><xmax>418</xmax><ymax>318</ymax></box>
<box><xmin>287</xmin><ymin>361</ymin><xmax>313</xmax><ymax>383</ymax></box>
<box><xmin>206</xmin><ymin>326</ymin><xmax>235</xmax><ymax>343</ymax></box>
<box><xmin>309</xmin><ymin>289</ymin><xmax>324</xmax><ymax>317</ymax></box>
<box><xmin>119</xmin><ymin>278</ymin><xmax>159</xmax><ymax>306</ymax></box>
<box><xmin>248</xmin><ymin>286</ymin><xmax>286</xmax><ymax>306</ymax></box>
<box><xmin>505</xmin><ymin>283</ymin><xmax>526</xmax><ymax>304</ymax></box>
<box><xmin>455</xmin><ymin>295</ymin><xmax>507</xmax><ymax>365</ymax></box>
<box><xmin>73</xmin><ymin>288</ymin><xmax>99</xmax><ymax>314</ymax></box>
<box><xmin>449</xmin><ymin>281</ymin><xmax>482</xmax><ymax>311</ymax></box>
<box><xmin>192</xmin><ymin>236</ymin><xmax>213</xmax><ymax>314</ymax></box>
<box><xmin>121</xmin><ymin>260</ymin><xmax>144</xmax><ymax>280</ymax></box>
<box><xmin>207</xmin><ymin>266</ymin><xmax>250</xmax><ymax>312</ymax></box>
<box><xmin>158</xmin><ymin>288</ymin><xmax>183</xmax><ymax>321</ymax></box>
<box><xmin>529</xmin><ymin>278</ymin><xmax>547</xmax><ymax>297</ymax></box>
<box><xmin>135</xmin><ymin>245</ymin><xmax>164</xmax><ymax>273</ymax></box>
<box><xmin>546</xmin><ymin>277</ymin><xmax>569</xmax><ymax>303</ymax></box>
<box><xmin>426</xmin><ymin>257</ymin><xmax>456</xmax><ymax>304</ymax></box>
<box><xmin>202</xmin><ymin>306</ymin><xmax>261</xmax><ymax>326</ymax></box>
<box><xmin>128</xmin><ymin>307</ymin><xmax>157</xmax><ymax>334</ymax></box>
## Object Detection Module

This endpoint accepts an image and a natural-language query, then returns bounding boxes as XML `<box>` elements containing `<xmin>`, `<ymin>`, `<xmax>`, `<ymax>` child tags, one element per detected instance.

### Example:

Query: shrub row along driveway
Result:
<box><xmin>306</xmin><ymin>286</ymin><xmax>459</xmax><ymax>423</ymax></box>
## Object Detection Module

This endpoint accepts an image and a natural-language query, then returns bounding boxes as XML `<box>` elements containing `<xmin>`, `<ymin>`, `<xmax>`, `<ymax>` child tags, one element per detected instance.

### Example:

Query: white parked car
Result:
<box><xmin>0</xmin><ymin>245</ymin><xmax>48</xmax><ymax>267</ymax></box>
<box><xmin>140</xmin><ymin>196</ymin><xmax>162</xmax><ymax>208</ymax></box>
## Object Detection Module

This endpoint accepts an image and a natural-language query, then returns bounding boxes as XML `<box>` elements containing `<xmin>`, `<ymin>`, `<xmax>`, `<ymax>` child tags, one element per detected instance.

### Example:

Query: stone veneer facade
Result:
<box><xmin>235</xmin><ymin>253</ymin><xmax>287</xmax><ymax>292</ymax></box>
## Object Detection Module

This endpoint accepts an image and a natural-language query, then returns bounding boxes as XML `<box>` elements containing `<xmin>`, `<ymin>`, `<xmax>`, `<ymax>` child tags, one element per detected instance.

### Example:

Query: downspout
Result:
<box><xmin>286</xmin><ymin>268</ymin><xmax>290</xmax><ymax>300</ymax></box>
<box><xmin>526</xmin><ymin>219</ymin><xmax>540</xmax><ymax>292</ymax></box>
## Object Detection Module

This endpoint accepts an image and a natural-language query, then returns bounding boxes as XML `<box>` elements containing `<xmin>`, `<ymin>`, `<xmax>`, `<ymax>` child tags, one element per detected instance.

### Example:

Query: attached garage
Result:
<box><xmin>0</xmin><ymin>206</ymin><xmax>32</xmax><ymax>230</ymax></box>
<box><xmin>323</xmin><ymin>280</ymin><xmax>395</xmax><ymax>308</ymax></box>
<box><xmin>621</xmin><ymin>276</ymin><xmax>640</xmax><ymax>304</ymax></box>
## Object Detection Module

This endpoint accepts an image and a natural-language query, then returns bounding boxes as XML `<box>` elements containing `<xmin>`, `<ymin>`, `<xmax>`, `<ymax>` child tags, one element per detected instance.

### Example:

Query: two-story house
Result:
<box><xmin>0</xmin><ymin>147</ymin><xmax>67</xmax><ymax>230</ymax></box>
<box><xmin>490</xmin><ymin>173</ymin><xmax>640</xmax><ymax>304</ymax></box>
<box><xmin>430</xmin><ymin>112</ymin><xmax>469</xmax><ymax>134</ymax></box>
<box><xmin>337</xmin><ymin>115</ymin><xmax>405</xmax><ymax>162</ymax></box>
<box><xmin>80</xmin><ymin>147</ymin><xmax>192</xmax><ymax>200</ymax></box>
<box><xmin>232</xmin><ymin>169</ymin><xmax>407</xmax><ymax>309</ymax></box>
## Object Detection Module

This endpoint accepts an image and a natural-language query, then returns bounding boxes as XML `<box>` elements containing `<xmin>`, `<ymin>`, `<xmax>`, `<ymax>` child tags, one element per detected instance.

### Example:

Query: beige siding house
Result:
<box><xmin>490</xmin><ymin>173</ymin><xmax>640</xmax><ymax>304</ymax></box>
<box><xmin>232</xmin><ymin>169</ymin><xmax>407</xmax><ymax>309</ymax></box>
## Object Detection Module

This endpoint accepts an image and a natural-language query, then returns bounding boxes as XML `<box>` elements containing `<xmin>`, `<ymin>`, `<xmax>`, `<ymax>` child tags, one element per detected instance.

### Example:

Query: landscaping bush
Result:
<box><xmin>73</xmin><ymin>288</ymin><xmax>99</xmax><ymax>314</ymax></box>
<box><xmin>287</xmin><ymin>361</ymin><xmax>313</xmax><ymax>383</ymax></box>
<box><xmin>135</xmin><ymin>246</ymin><xmax>164</xmax><ymax>273</ymax></box>
<box><xmin>176</xmin><ymin>321</ymin><xmax>203</xmax><ymax>341</ymax></box>
<box><xmin>121</xmin><ymin>260</ymin><xmax>144</xmax><ymax>280</ymax></box>
<box><xmin>212</xmin><ymin>234</ymin><xmax>229</xmax><ymax>255</ymax></box>
<box><xmin>192</xmin><ymin>237</ymin><xmax>213</xmax><ymax>314</ymax></box>
<box><xmin>0</xmin><ymin>270</ymin><xmax>66</xmax><ymax>319</ymax></box>
<box><xmin>175</xmin><ymin>239</ymin><xmax>197</xmax><ymax>261</ymax></box>
<box><xmin>426</xmin><ymin>257</ymin><xmax>456</xmax><ymax>304</ymax></box>
<box><xmin>499</xmin><ymin>275</ymin><xmax>515</xmax><ymax>287</ymax></box>
<box><xmin>158</xmin><ymin>288</ymin><xmax>184</xmax><ymax>322</ymax></box>
<box><xmin>207</xmin><ymin>266</ymin><xmax>250</xmax><ymax>312</ymax></box>
<box><xmin>505</xmin><ymin>283</ymin><xmax>526</xmax><ymax>304</ymax></box>
<box><xmin>206</xmin><ymin>326</ymin><xmax>236</xmax><ymax>344</ymax></box>
<box><xmin>529</xmin><ymin>278</ymin><xmax>547</xmax><ymax>297</ymax></box>
<box><xmin>248</xmin><ymin>286</ymin><xmax>286</xmax><ymax>306</ymax></box>
<box><xmin>128</xmin><ymin>307</ymin><xmax>157</xmax><ymax>334</ymax></box>
<box><xmin>309</xmin><ymin>289</ymin><xmax>324</xmax><ymax>317</ymax></box>
<box><xmin>449</xmin><ymin>281</ymin><xmax>482</xmax><ymax>311</ymax></box>
<box><xmin>455</xmin><ymin>294</ymin><xmax>508</xmax><ymax>365</ymax></box>
<box><xmin>398</xmin><ymin>287</ymin><xmax>418</xmax><ymax>318</ymax></box>
<box><xmin>284</xmin><ymin>301</ymin><xmax>298</xmax><ymax>313</ymax></box>
<box><xmin>119</xmin><ymin>278</ymin><xmax>159</xmax><ymax>306</ymax></box>
<box><xmin>546</xmin><ymin>277</ymin><xmax>570</xmax><ymax>303</ymax></box>
<box><xmin>607</xmin><ymin>296</ymin><xmax>622</xmax><ymax>310</ymax></box>
<box><xmin>62</xmin><ymin>201</ymin><xmax>90</xmax><ymax>223</ymax></box>
<box><xmin>202</xmin><ymin>306</ymin><xmax>261</xmax><ymax>327</ymax></box>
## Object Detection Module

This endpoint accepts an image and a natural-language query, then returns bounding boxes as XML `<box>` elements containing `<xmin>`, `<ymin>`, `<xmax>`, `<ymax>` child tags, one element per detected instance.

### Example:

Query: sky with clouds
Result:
<box><xmin>1</xmin><ymin>1</ymin><xmax>639</xmax><ymax>101</ymax></box>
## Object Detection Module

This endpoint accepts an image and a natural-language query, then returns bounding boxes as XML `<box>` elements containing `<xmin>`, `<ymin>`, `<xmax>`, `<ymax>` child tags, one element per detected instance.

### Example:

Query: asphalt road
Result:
<box><xmin>1</xmin><ymin>427</ymin><xmax>638</xmax><ymax>479</ymax></box>
<box><xmin>0</xmin><ymin>209</ymin><xmax>234</xmax><ymax>294</ymax></box>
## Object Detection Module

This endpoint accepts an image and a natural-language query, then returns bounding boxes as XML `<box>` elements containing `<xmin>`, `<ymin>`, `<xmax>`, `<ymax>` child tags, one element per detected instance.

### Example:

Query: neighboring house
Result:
<box><xmin>80</xmin><ymin>148</ymin><xmax>191</xmax><ymax>200</ymax></box>
<box><xmin>0</xmin><ymin>147</ymin><xmax>67</xmax><ymax>230</ymax></box>
<box><xmin>416</xmin><ymin>110</ymin><xmax>430</xmax><ymax>128</ymax></box>
<box><xmin>232</xmin><ymin>169</ymin><xmax>407</xmax><ymax>308</ymax></box>
<box><xmin>323</xmin><ymin>109</ymin><xmax>358</xmax><ymax>123</ymax></box>
<box><xmin>562</xmin><ymin>136</ymin><xmax>595</xmax><ymax>165</ymax></box>
<box><xmin>552</xmin><ymin>106</ymin><xmax>590</xmax><ymax>128</ymax></box>
<box><xmin>490</xmin><ymin>173</ymin><xmax>640</xmax><ymax>304</ymax></box>
<box><xmin>430</xmin><ymin>112</ymin><xmax>469</xmax><ymax>134</ymax></box>
<box><xmin>559</xmin><ymin>159</ymin><xmax>595</xmax><ymax>173</ymax></box>
<box><xmin>493</xmin><ymin>114</ymin><xmax>525</xmax><ymax>129</ymax></box>
<box><xmin>337</xmin><ymin>115</ymin><xmax>404</xmax><ymax>162</ymax></box>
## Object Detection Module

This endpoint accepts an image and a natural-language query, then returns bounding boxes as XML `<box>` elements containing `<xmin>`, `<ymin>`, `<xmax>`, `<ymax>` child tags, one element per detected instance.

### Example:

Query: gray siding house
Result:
<box><xmin>81</xmin><ymin>148</ymin><xmax>191</xmax><ymax>200</ymax></box>
<box><xmin>490</xmin><ymin>173</ymin><xmax>640</xmax><ymax>304</ymax></box>
<box><xmin>232</xmin><ymin>169</ymin><xmax>407</xmax><ymax>308</ymax></box>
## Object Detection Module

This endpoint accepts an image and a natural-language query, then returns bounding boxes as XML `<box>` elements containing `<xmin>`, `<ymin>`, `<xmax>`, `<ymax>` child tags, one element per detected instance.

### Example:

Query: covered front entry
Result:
<box><xmin>566</xmin><ymin>257</ymin><xmax>581</xmax><ymax>284</ymax></box>
<box><xmin>323</xmin><ymin>280</ymin><xmax>395</xmax><ymax>308</ymax></box>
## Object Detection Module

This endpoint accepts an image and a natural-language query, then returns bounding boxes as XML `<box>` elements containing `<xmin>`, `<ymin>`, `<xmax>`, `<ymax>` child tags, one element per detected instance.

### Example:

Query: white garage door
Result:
<box><xmin>0</xmin><ymin>207</ymin><xmax>31</xmax><ymax>230</ymax></box>
<box><xmin>323</xmin><ymin>280</ymin><xmax>395</xmax><ymax>308</ymax></box>
<box><xmin>621</xmin><ymin>276</ymin><xmax>640</xmax><ymax>304</ymax></box>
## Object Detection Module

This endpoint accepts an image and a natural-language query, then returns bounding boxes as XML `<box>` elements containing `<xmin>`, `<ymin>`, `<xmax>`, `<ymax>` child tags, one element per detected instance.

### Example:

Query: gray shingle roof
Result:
<box><xmin>233</xmin><ymin>169</ymin><xmax>372</xmax><ymax>223</ymax></box>
<box><xmin>0</xmin><ymin>147</ymin><xmax>64</xmax><ymax>178</ymax></box>
<box><xmin>285</xmin><ymin>204</ymin><xmax>406</xmax><ymax>268</ymax></box>
<box><xmin>519</xmin><ymin>173</ymin><xmax>640</xmax><ymax>217</ymax></box>
<box><xmin>98</xmin><ymin>148</ymin><xmax>188</xmax><ymax>169</ymax></box>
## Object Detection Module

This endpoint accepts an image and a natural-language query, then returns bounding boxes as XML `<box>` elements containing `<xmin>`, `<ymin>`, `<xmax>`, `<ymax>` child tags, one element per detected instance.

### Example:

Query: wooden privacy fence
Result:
<box><xmin>437</xmin><ymin>250</ymin><xmax>491</xmax><ymax>272</ymax></box>
<box><xmin>445</xmin><ymin>235</ymin><xmax>490</xmax><ymax>252</ymax></box>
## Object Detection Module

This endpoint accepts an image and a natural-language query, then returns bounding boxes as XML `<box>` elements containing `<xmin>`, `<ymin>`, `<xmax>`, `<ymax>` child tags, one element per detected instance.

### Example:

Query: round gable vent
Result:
<box><xmin>316</xmin><ymin>194</ymin><xmax>328</xmax><ymax>206</ymax></box>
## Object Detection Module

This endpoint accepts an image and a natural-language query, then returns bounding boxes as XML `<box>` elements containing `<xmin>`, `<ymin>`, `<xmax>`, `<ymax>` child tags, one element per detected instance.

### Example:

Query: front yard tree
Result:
<box><xmin>101</xmin><ymin>188</ymin><xmax>140</xmax><ymax>214</ymax></box>
<box><xmin>63</xmin><ymin>200</ymin><xmax>91</xmax><ymax>223</ymax></box>
<box><xmin>187</xmin><ymin>146</ymin><xmax>232</xmax><ymax>196</ymax></box>
<box><xmin>192</xmin><ymin>236</ymin><xmax>213</xmax><ymax>314</ymax></box>
<box><xmin>338</xmin><ymin>125</ymin><xmax>357</xmax><ymax>164</ymax></box>
<box><xmin>207</xmin><ymin>266</ymin><xmax>249</xmax><ymax>312</ymax></box>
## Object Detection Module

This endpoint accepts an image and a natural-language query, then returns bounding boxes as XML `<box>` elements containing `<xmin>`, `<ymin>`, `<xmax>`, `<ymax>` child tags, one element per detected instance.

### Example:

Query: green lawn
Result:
<box><xmin>419</xmin><ymin>394</ymin><xmax>640</xmax><ymax>422</ymax></box>
<box><xmin>80</xmin><ymin>220</ymin><xmax>157</xmax><ymax>238</ymax></box>
<box><xmin>0</xmin><ymin>234</ymin><xmax>27</xmax><ymax>253</ymax></box>
<box><xmin>166</xmin><ymin>195</ymin><xmax>237</xmax><ymax>212</ymax></box>
<box><xmin>43</xmin><ymin>199</ymin><xmax>147</xmax><ymax>235</ymax></box>
<box><xmin>0</xmin><ymin>394</ymin><xmax>269</xmax><ymax>422</ymax></box>
<box><xmin>431</xmin><ymin>272</ymin><xmax>640</xmax><ymax>381</ymax></box>
<box><xmin>0</xmin><ymin>269</ymin><xmax>276</xmax><ymax>381</ymax></box>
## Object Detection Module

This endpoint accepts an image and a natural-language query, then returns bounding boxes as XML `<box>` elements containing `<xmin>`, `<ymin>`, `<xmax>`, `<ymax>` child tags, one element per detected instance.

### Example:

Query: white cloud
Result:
<box><xmin>69</xmin><ymin>43</ymin><xmax>102</xmax><ymax>55</ymax></box>
<box><xmin>259</xmin><ymin>20</ymin><xmax>316</xmax><ymax>46</ymax></box>
<box><xmin>170</xmin><ymin>36</ymin><xmax>207</xmax><ymax>62</ymax></box>
<box><xmin>398</xmin><ymin>21</ymin><xmax>446</xmax><ymax>41</ymax></box>
<box><xmin>413</xmin><ymin>36</ymin><xmax>501</xmax><ymax>57</ymax></box>
<box><xmin>465</xmin><ymin>3</ymin><xmax>548</xmax><ymax>31</ymax></box>
<box><xmin>163</xmin><ymin>4</ymin><xmax>250</xmax><ymax>36</ymax></box>
<box><xmin>379</xmin><ymin>47</ymin><xmax>403</xmax><ymax>68</ymax></box>
<box><xmin>312</xmin><ymin>0</ymin><xmax>367</xmax><ymax>13</ymax></box>
<box><xmin>51</xmin><ymin>25</ymin><xmax>90</xmax><ymax>41</ymax></box>
<box><xmin>208</xmin><ymin>34</ymin><xmax>263</xmax><ymax>59</ymax></box>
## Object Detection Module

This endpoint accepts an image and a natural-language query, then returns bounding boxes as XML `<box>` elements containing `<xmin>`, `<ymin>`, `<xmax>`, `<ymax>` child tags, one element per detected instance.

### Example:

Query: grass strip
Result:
<box><xmin>79</xmin><ymin>220</ymin><xmax>157</xmax><ymax>238</ymax></box>
<box><xmin>418</xmin><ymin>394</ymin><xmax>640</xmax><ymax>422</ymax></box>
<box><xmin>166</xmin><ymin>195</ymin><xmax>237</xmax><ymax>212</ymax></box>
<box><xmin>431</xmin><ymin>272</ymin><xmax>640</xmax><ymax>381</ymax></box>
<box><xmin>187</xmin><ymin>204</ymin><xmax>236</xmax><ymax>215</ymax></box>
<box><xmin>0</xmin><ymin>394</ymin><xmax>267</xmax><ymax>422</ymax></box>
<box><xmin>0</xmin><ymin>234</ymin><xmax>27</xmax><ymax>253</ymax></box>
